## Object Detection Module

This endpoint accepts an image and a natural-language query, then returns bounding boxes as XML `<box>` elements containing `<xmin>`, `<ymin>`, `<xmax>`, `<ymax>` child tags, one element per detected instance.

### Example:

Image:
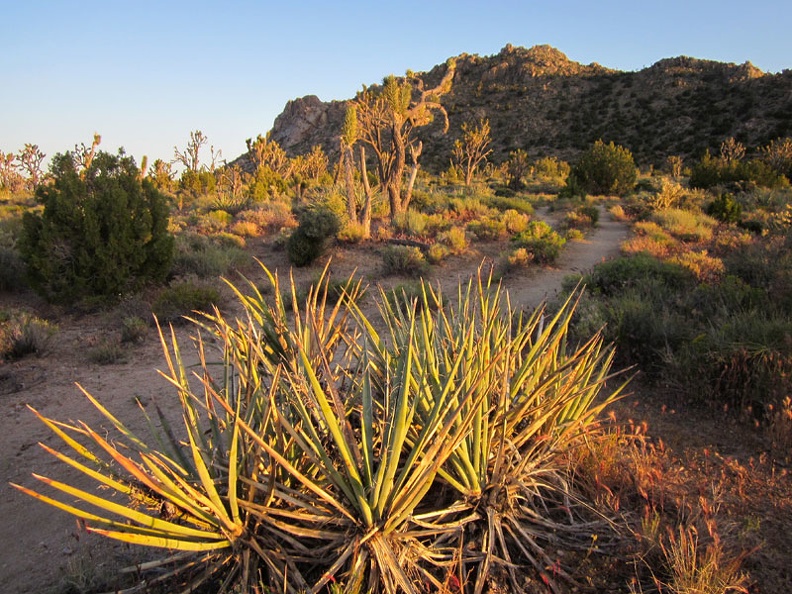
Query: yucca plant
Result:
<box><xmin>355</xmin><ymin>271</ymin><xmax>629</xmax><ymax>593</ymax></box>
<box><xmin>13</xmin><ymin>261</ymin><xmax>627</xmax><ymax>593</ymax></box>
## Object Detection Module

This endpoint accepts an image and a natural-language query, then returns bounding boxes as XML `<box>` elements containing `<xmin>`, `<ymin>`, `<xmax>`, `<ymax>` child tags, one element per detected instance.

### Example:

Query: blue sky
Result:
<box><xmin>2</xmin><ymin>0</ymin><xmax>790</xmax><ymax>170</ymax></box>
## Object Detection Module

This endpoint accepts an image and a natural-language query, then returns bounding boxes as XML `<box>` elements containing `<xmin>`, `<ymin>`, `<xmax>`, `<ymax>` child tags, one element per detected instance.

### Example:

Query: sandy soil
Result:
<box><xmin>6</xmin><ymin>206</ymin><xmax>785</xmax><ymax>593</ymax></box>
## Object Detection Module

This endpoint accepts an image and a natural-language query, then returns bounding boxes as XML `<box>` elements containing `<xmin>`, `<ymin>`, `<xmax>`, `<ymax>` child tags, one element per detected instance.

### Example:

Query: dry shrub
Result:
<box><xmin>438</xmin><ymin>226</ymin><xmax>468</xmax><ymax>254</ymax></box>
<box><xmin>668</xmin><ymin>250</ymin><xmax>725</xmax><ymax>283</ymax></box>
<box><xmin>0</xmin><ymin>313</ymin><xmax>55</xmax><ymax>360</ymax></box>
<box><xmin>655</xmin><ymin>524</ymin><xmax>750</xmax><ymax>594</ymax></box>
<box><xmin>238</xmin><ymin>201</ymin><xmax>297</xmax><ymax>233</ymax></box>
<box><xmin>767</xmin><ymin>397</ymin><xmax>792</xmax><ymax>464</ymax></box>
<box><xmin>230</xmin><ymin>220</ymin><xmax>260</xmax><ymax>237</ymax></box>
<box><xmin>501</xmin><ymin>208</ymin><xmax>530</xmax><ymax>234</ymax></box>
<box><xmin>652</xmin><ymin>208</ymin><xmax>717</xmax><ymax>243</ymax></box>
<box><xmin>336</xmin><ymin>221</ymin><xmax>367</xmax><ymax>244</ymax></box>
<box><xmin>622</xmin><ymin>221</ymin><xmax>678</xmax><ymax>258</ymax></box>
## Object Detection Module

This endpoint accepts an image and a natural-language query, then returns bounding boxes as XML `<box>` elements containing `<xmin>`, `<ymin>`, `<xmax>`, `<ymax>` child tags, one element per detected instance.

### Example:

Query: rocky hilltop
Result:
<box><xmin>262</xmin><ymin>44</ymin><xmax>792</xmax><ymax>169</ymax></box>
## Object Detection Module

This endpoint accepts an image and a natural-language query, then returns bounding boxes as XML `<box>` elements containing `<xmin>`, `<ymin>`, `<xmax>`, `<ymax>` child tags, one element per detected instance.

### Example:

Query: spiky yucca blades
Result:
<box><xmin>12</xmin><ymin>263</ymin><xmax>627</xmax><ymax>593</ymax></box>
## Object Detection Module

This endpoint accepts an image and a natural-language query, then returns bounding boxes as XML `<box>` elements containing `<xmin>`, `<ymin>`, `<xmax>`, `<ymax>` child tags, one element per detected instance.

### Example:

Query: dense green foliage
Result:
<box><xmin>286</xmin><ymin>206</ymin><xmax>340</xmax><ymax>266</ymax></box>
<box><xmin>20</xmin><ymin>151</ymin><xmax>173</xmax><ymax>304</ymax></box>
<box><xmin>689</xmin><ymin>150</ymin><xmax>788</xmax><ymax>190</ymax></box>
<box><xmin>566</xmin><ymin>140</ymin><xmax>637</xmax><ymax>196</ymax></box>
<box><xmin>511</xmin><ymin>220</ymin><xmax>566</xmax><ymax>264</ymax></box>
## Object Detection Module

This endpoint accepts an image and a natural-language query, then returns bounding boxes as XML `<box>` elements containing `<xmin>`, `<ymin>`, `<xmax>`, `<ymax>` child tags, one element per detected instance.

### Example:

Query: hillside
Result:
<box><xmin>262</xmin><ymin>44</ymin><xmax>792</xmax><ymax>169</ymax></box>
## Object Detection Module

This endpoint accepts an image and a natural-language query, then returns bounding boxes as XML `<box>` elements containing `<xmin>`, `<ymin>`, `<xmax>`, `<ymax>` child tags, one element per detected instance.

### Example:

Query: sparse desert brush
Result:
<box><xmin>438</xmin><ymin>225</ymin><xmax>468</xmax><ymax>254</ymax></box>
<box><xmin>494</xmin><ymin>246</ymin><xmax>534</xmax><ymax>277</ymax></box>
<box><xmin>566</xmin><ymin>228</ymin><xmax>585</xmax><ymax>241</ymax></box>
<box><xmin>229</xmin><ymin>220</ymin><xmax>259</xmax><ymax>237</ymax></box>
<box><xmin>151</xmin><ymin>279</ymin><xmax>222</xmax><ymax>324</ymax></box>
<box><xmin>172</xmin><ymin>232</ymin><xmax>249</xmax><ymax>278</ymax></box>
<box><xmin>622</xmin><ymin>221</ymin><xmax>679</xmax><ymax>258</ymax></box>
<box><xmin>380</xmin><ymin>244</ymin><xmax>429</xmax><ymax>277</ymax></box>
<box><xmin>668</xmin><ymin>250</ymin><xmax>725</xmax><ymax>283</ymax></box>
<box><xmin>448</xmin><ymin>196</ymin><xmax>493</xmax><ymax>221</ymax></box>
<box><xmin>87</xmin><ymin>337</ymin><xmax>126</xmax><ymax>365</ymax></box>
<box><xmin>336</xmin><ymin>220</ymin><xmax>367</xmax><ymax>244</ymax></box>
<box><xmin>484</xmin><ymin>194</ymin><xmax>535</xmax><ymax>215</ymax></box>
<box><xmin>0</xmin><ymin>312</ymin><xmax>55</xmax><ymax>360</ymax></box>
<box><xmin>609</xmin><ymin>203</ymin><xmax>630</xmax><ymax>221</ymax></box>
<box><xmin>120</xmin><ymin>316</ymin><xmax>148</xmax><ymax>344</ymax></box>
<box><xmin>427</xmin><ymin>242</ymin><xmax>451</xmax><ymax>264</ymax></box>
<box><xmin>501</xmin><ymin>208</ymin><xmax>530</xmax><ymax>233</ymax></box>
<box><xmin>238</xmin><ymin>201</ymin><xmax>297</xmax><ymax>233</ymax></box>
<box><xmin>424</xmin><ymin>212</ymin><xmax>454</xmax><ymax>234</ymax></box>
<box><xmin>709</xmin><ymin>227</ymin><xmax>754</xmax><ymax>256</ymax></box>
<box><xmin>393</xmin><ymin>209</ymin><xmax>428</xmax><ymax>237</ymax></box>
<box><xmin>652</xmin><ymin>208</ymin><xmax>717</xmax><ymax>243</ymax></box>
<box><xmin>468</xmin><ymin>217</ymin><xmax>507</xmax><ymax>240</ymax></box>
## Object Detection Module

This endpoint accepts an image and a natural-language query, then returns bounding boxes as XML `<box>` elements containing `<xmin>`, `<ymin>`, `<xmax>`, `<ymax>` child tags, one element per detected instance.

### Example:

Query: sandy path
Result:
<box><xmin>0</xmin><ymin>206</ymin><xmax>629</xmax><ymax>593</ymax></box>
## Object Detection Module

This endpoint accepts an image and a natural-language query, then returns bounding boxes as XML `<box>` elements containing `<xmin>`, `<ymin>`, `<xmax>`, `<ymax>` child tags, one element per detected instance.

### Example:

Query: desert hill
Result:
<box><xmin>259</xmin><ymin>44</ymin><xmax>792</xmax><ymax>169</ymax></box>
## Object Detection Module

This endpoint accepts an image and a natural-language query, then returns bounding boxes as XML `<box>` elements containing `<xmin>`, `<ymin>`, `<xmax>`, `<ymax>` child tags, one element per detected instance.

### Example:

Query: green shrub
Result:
<box><xmin>336</xmin><ymin>221</ymin><xmax>367</xmax><ymax>244</ymax></box>
<box><xmin>468</xmin><ymin>218</ymin><xmax>507</xmax><ymax>240</ymax></box>
<box><xmin>706</xmin><ymin>192</ymin><xmax>743</xmax><ymax>224</ymax></box>
<box><xmin>393</xmin><ymin>209</ymin><xmax>428</xmax><ymax>237</ymax></box>
<box><xmin>438</xmin><ymin>226</ymin><xmax>468</xmax><ymax>254</ymax></box>
<box><xmin>501</xmin><ymin>209</ymin><xmax>530</xmax><ymax>234</ymax></box>
<box><xmin>380</xmin><ymin>245</ymin><xmax>429</xmax><ymax>277</ymax></box>
<box><xmin>20</xmin><ymin>151</ymin><xmax>173</xmax><ymax>304</ymax></box>
<box><xmin>566</xmin><ymin>140</ymin><xmax>637</xmax><ymax>196</ymax></box>
<box><xmin>152</xmin><ymin>280</ymin><xmax>221</xmax><ymax>324</ymax></box>
<box><xmin>0</xmin><ymin>246</ymin><xmax>27</xmax><ymax>292</ymax></box>
<box><xmin>287</xmin><ymin>206</ymin><xmax>340</xmax><ymax>267</ymax></box>
<box><xmin>690</xmin><ymin>151</ymin><xmax>788</xmax><ymax>190</ymax></box>
<box><xmin>511</xmin><ymin>220</ymin><xmax>566</xmax><ymax>264</ymax></box>
<box><xmin>427</xmin><ymin>242</ymin><xmax>451</xmax><ymax>264</ymax></box>
<box><xmin>484</xmin><ymin>195</ymin><xmax>534</xmax><ymax>215</ymax></box>
<box><xmin>120</xmin><ymin>316</ymin><xmax>148</xmax><ymax>344</ymax></box>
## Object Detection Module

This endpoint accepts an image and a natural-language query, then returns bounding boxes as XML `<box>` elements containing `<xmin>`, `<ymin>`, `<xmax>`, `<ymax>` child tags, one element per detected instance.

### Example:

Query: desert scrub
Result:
<box><xmin>286</xmin><ymin>206</ymin><xmax>340</xmax><ymax>266</ymax></box>
<box><xmin>468</xmin><ymin>217</ymin><xmax>507</xmax><ymax>240</ymax></box>
<box><xmin>229</xmin><ymin>220</ymin><xmax>259</xmax><ymax>238</ymax></box>
<box><xmin>652</xmin><ymin>208</ymin><xmax>717</xmax><ymax>243</ymax></box>
<box><xmin>151</xmin><ymin>279</ymin><xmax>222</xmax><ymax>324</ymax></box>
<box><xmin>171</xmin><ymin>232</ymin><xmax>249</xmax><ymax>278</ymax></box>
<box><xmin>14</xmin><ymin>265</ymin><xmax>627</xmax><ymax>593</ymax></box>
<box><xmin>484</xmin><ymin>194</ymin><xmax>535</xmax><ymax>215</ymax></box>
<box><xmin>621</xmin><ymin>221</ymin><xmax>679</xmax><ymax>258</ymax></box>
<box><xmin>392</xmin><ymin>208</ymin><xmax>428</xmax><ymax>237</ymax></box>
<box><xmin>437</xmin><ymin>225</ymin><xmax>468</xmax><ymax>254</ymax></box>
<box><xmin>511</xmin><ymin>220</ymin><xmax>566</xmax><ymax>264</ymax></box>
<box><xmin>494</xmin><ymin>246</ymin><xmax>534</xmax><ymax>278</ymax></box>
<box><xmin>501</xmin><ymin>208</ymin><xmax>530</xmax><ymax>234</ymax></box>
<box><xmin>0</xmin><ymin>311</ymin><xmax>55</xmax><ymax>360</ymax></box>
<box><xmin>380</xmin><ymin>244</ymin><xmax>429</xmax><ymax>277</ymax></box>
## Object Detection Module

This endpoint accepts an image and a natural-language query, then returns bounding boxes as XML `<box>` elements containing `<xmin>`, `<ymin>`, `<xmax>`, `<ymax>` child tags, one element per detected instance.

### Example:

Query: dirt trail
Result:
<box><xmin>0</xmin><ymin>207</ymin><xmax>630</xmax><ymax>593</ymax></box>
<box><xmin>504</xmin><ymin>205</ymin><xmax>629</xmax><ymax>309</ymax></box>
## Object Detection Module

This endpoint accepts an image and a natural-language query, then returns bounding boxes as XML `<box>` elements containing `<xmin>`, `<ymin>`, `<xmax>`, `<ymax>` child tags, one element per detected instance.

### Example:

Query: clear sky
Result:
<box><xmin>2</xmin><ymin>0</ymin><xmax>790</xmax><ymax>170</ymax></box>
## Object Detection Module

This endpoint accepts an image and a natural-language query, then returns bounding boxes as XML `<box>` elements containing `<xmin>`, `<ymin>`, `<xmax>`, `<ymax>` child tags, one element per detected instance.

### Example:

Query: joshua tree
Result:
<box><xmin>339</xmin><ymin>105</ymin><xmax>374</xmax><ymax>237</ymax></box>
<box><xmin>17</xmin><ymin>144</ymin><xmax>46</xmax><ymax>191</ymax></box>
<box><xmin>173</xmin><ymin>130</ymin><xmax>208</xmax><ymax>172</ymax></box>
<box><xmin>73</xmin><ymin>133</ymin><xmax>102</xmax><ymax>178</ymax></box>
<box><xmin>354</xmin><ymin>60</ymin><xmax>456</xmax><ymax>221</ymax></box>
<box><xmin>506</xmin><ymin>148</ymin><xmax>531</xmax><ymax>190</ymax></box>
<box><xmin>452</xmin><ymin>118</ymin><xmax>492</xmax><ymax>186</ymax></box>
